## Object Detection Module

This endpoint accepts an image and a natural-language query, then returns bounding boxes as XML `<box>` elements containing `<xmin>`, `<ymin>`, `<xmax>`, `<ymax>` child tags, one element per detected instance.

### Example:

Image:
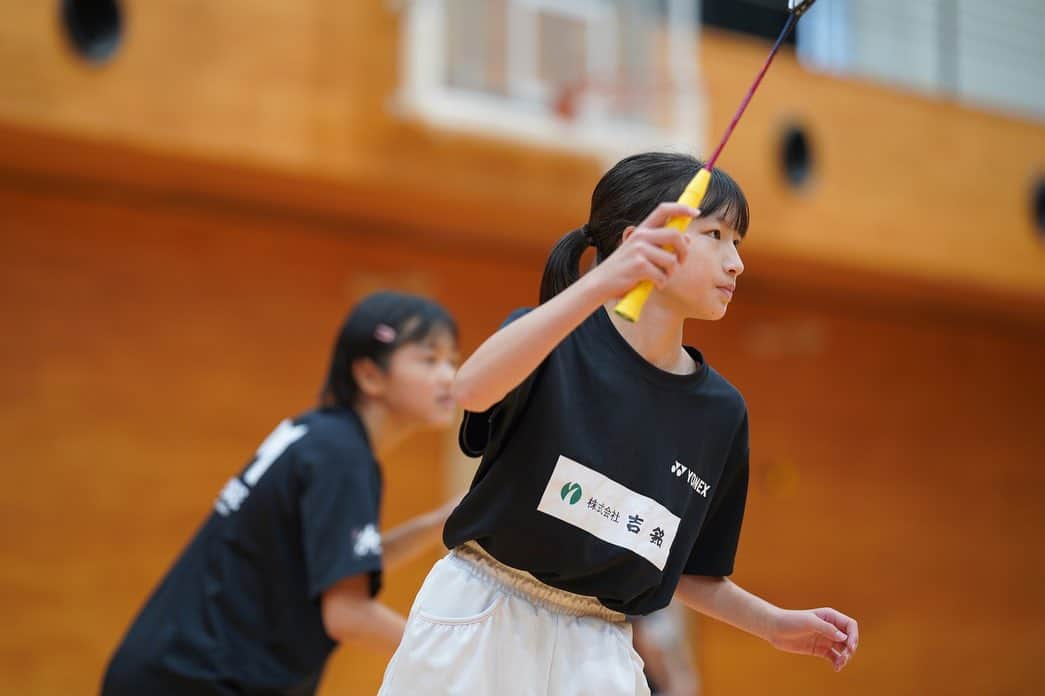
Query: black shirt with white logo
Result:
<box><xmin>446</xmin><ymin>307</ymin><xmax>749</xmax><ymax>616</ymax></box>
<box><xmin>103</xmin><ymin>407</ymin><xmax>382</xmax><ymax>696</ymax></box>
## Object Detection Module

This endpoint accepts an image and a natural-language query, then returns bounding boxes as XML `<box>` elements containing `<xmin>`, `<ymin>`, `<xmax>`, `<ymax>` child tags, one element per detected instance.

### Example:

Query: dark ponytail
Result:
<box><xmin>539</xmin><ymin>226</ymin><xmax>591</xmax><ymax>304</ymax></box>
<box><xmin>538</xmin><ymin>152</ymin><xmax>750</xmax><ymax>304</ymax></box>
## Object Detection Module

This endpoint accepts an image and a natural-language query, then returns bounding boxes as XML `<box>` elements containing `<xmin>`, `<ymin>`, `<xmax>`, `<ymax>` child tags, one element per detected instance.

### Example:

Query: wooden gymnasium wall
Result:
<box><xmin>1</xmin><ymin>2</ymin><xmax>1043</xmax><ymax>695</ymax></box>
<box><xmin>3</xmin><ymin>151</ymin><xmax>1043</xmax><ymax>696</ymax></box>
<box><xmin>0</xmin><ymin>2</ymin><xmax>1042</xmax><ymax>298</ymax></box>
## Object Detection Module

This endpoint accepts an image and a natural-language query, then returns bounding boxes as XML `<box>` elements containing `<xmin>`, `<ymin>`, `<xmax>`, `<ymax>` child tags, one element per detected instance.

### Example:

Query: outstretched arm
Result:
<box><xmin>381</xmin><ymin>497</ymin><xmax>460</xmax><ymax>571</ymax></box>
<box><xmin>453</xmin><ymin>203</ymin><xmax>698</xmax><ymax>412</ymax></box>
<box><xmin>318</xmin><ymin>496</ymin><xmax>461</xmax><ymax>652</ymax></box>
<box><xmin>674</xmin><ymin>575</ymin><xmax>858</xmax><ymax>672</ymax></box>
<box><xmin>320</xmin><ymin>574</ymin><xmax>406</xmax><ymax>655</ymax></box>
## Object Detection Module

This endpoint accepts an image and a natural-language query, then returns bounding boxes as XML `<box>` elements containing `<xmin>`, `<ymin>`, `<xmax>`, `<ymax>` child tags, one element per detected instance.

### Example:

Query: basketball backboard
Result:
<box><xmin>394</xmin><ymin>0</ymin><xmax>705</xmax><ymax>159</ymax></box>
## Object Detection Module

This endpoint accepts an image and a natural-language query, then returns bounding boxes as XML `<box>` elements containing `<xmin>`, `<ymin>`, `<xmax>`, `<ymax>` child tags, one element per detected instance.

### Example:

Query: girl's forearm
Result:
<box><xmin>674</xmin><ymin>575</ymin><xmax>780</xmax><ymax>642</ymax></box>
<box><xmin>335</xmin><ymin>600</ymin><xmax>406</xmax><ymax>652</ymax></box>
<box><xmin>322</xmin><ymin>579</ymin><xmax>407</xmax><ymax>652</ymax></box>
<box><xmin>382</xmin><ymin>496</ymin><xmax>460</xmax><ymax>570</ymax></box>
<box><xmin>381</xmin><ymin>510</ymin><xmax>443</xmax><ymax>570</ymax></box>
<box><xmin>453</xmin><ymin>273</ymin><xmax>607</xmax><ymax>412</ymax></box>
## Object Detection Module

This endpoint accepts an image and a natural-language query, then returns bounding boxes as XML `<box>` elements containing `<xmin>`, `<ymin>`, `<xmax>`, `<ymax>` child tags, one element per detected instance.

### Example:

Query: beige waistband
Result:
<box><xmin>451</xmin><ymin>541</ymin><xmax>626</xmax><ymax>624</ymax></box>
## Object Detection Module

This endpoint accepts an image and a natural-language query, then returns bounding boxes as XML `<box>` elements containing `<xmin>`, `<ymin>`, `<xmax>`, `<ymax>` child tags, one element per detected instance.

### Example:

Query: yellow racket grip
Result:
<box><xmin>614</xmin><ymin>168</ymin><xmax>712</xmax><ymax>322</ymax></box>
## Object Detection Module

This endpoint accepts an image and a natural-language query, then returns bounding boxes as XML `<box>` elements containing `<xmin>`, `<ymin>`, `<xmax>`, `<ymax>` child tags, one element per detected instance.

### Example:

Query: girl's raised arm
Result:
<box><xmin>453</xmin><ymin>203</ymin><xmax>697</xmax><ymax>412</ymax></box>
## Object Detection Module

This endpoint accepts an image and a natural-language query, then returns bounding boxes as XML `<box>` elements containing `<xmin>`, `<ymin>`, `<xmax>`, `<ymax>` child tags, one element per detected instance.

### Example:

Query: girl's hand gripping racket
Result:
<box><xmin>614</xmin><ymin>0</ymin><xmax>819</xmax><ymax>322</ymax></box>
<box><xmin>613</xmin><ymin>169</ymin><xmax>710</xmax><ymax>321</ymax></box>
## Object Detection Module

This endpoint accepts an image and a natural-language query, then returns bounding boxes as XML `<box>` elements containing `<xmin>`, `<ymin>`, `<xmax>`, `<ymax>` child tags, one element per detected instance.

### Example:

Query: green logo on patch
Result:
<box><xmin>560</xmin><ymin>482</ymin><xmax>583</xmax><ymax>505</ymax></box>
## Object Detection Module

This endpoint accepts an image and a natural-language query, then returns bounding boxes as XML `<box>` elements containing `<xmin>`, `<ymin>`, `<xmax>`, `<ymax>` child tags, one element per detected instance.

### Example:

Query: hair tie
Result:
<box><xmin>580</xmin><ymin>224</ymin><xmax>595</xmax><ymax>247</ymax></box>
<box><xmin>373</xmin><ymin>324</ymin><xmax>397</xmax><ymax>344</ymax></box>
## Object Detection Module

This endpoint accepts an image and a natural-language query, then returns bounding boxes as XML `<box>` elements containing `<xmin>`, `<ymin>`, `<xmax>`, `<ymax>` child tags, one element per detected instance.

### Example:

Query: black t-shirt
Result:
<box><xmin>446</xmin><ymin>307</ymin><xmax>749</xmax><ymax>616</ymax></box>
<box><xmin>104</xmin><ymin>407</ymin><xmax>383</xmax><ymax>695</ymax></box>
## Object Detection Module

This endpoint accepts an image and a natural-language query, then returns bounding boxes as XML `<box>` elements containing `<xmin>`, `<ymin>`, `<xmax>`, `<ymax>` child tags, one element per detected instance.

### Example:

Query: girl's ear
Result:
<box><xmin>620</xmin><ymin>225</ymin><xmax>638</xmax><ymax>242</ymax></box>
<box><xmin>351</xmin><ymin>357</ymin><xmax>386</xmax><ymax>399</ymax></box>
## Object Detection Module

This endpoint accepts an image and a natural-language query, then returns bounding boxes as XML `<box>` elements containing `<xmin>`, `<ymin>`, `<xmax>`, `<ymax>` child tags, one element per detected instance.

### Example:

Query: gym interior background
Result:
<box><xmin>1</xmin><ymin>1</ymin><xmax>1043</xmax><ymax>694</ymax></box>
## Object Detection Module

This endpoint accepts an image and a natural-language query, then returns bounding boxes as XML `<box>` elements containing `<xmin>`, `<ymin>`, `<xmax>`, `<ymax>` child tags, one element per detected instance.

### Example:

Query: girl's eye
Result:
<box><xmin>709</xmin><ymin>229</ymin><xmax>721</xmax><ymax>240</ymax></box>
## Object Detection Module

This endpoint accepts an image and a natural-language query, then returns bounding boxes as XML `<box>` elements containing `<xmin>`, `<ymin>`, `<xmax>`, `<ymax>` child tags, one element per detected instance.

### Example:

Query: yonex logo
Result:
<box><xmin>671</xmin><ymin>461</ymin><xmax>711</xmax><ymax>498</ymax></box>
<box><xmin>560</xmin><ymin>482</ymin><xmax>583</xmax><ymax>505</ymax></box>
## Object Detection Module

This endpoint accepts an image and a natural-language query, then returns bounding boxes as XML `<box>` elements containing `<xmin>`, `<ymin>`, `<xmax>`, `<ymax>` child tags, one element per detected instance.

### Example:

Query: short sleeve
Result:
<box><xmin>683</xmin><ymin>412</ymin><xmax>749</xmax><ymax>577</ymax></box>
<box><xmin>298</xmin><ymin>443</ymin><xmax>383</xmax><ymax>599</ymax></box>
<box><xmin>459</xmin><ymin>308</ymin><xmax>535</xmax><ymax>458</ymax></box>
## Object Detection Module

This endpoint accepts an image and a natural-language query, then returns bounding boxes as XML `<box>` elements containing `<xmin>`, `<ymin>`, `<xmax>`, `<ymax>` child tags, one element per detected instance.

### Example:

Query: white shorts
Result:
<box><xmin>378</xmin><ymin>542</ymin><xmax>650</xmax><ymax>696</ymax></box>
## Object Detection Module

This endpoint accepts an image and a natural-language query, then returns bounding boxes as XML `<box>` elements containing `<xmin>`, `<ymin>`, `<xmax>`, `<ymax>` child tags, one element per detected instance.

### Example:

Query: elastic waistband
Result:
<box><xmin>451</xmin><ymin>541</ymin><xmax>625</xmax><ymax>623</ymax></box>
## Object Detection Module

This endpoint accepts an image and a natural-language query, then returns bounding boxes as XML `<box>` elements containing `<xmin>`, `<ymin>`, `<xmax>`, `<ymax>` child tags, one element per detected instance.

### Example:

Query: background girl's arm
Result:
<box><xmin>674</xmin><ymin>575</ymin><xmax>858</xmax><ymax>672</ymax></box>
<box><xmin>453</xmin><ymin>203</ymin><xmax>698</xmax><ymax>412</ymax></box>
<box><xmin>380</xmin><ymin>496</ymin><xmax>460</xmax><ymax>571</ymax></box>
<box><xmin>318</xmin><ymin>498</ymin><xmax>463</xmax><ymax>649</ymax></box>
<box><xmin>320</xmin><ymin>574</ymin><xmax>406</xmax><ymax>654</ymax></box>
<box><xmin>632</xmin><ymin>611</ymin><xmax>701</xmax><ymax>696</ymax></box>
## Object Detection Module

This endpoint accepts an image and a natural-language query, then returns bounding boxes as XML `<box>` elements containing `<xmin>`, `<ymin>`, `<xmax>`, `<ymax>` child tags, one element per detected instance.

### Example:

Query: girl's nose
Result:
<box><xmin>726</xmin><ymin>246</ymin><xmax>745</xmax><ymax>277</ymax></box>
<box><xmin>439</xmin><ymin>361</ymin><xmax>457</xmax><ymax>383</ymax></box>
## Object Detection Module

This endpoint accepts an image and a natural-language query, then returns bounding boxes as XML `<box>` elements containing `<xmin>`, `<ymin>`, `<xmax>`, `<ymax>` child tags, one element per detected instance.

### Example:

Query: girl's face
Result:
<box><xmin>663</xmin><ymin>212</ymin><xmax>745</xmax><ymax>320</ymax></box>
<box><xmin>380</xmin><ymin>329</ymin><xmax>460</xmax><ymax>428</ymax></box>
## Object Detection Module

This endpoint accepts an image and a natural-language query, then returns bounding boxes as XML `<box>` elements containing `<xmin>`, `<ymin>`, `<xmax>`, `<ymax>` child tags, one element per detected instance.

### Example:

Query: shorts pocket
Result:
<box><xmin>412</xmin><ymin>556</ymin><xmax>506</xmax><ymax>626</ymax></box>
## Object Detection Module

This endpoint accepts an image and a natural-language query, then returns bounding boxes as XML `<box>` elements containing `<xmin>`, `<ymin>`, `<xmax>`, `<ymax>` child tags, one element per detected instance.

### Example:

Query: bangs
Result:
<box><xmin>699</xmin><ymin>169</ymin><xmax>750</xmax><ymax>236</ymax></box>
<box><xmin>661</xmin><ymin>166</ymin><xmax>750</xmax><ymax>237</ymax></box>
<box><xmin>393</xmin><ymin>309</ymin><xmax>458</xmax><ymax>350</ymax></box>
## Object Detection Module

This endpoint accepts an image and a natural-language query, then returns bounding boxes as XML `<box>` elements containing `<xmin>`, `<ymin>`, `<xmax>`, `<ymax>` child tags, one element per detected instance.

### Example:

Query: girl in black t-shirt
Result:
<box><xmin>379</xmin><ymin>154</ymin><xmax>859</xmax><ymax>696</ymax></box>
<box><xmin>102</xmin><ymin>291</ymin><xmax>461</xmax><ymax>696</ymax></box>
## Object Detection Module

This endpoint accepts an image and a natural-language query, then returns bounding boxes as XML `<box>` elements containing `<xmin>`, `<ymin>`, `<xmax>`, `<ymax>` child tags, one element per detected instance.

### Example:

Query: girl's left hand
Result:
<box><xmin>767</xmin><ymin>607</ymin><xmax>859</xmax><ymax>672</ymax></box>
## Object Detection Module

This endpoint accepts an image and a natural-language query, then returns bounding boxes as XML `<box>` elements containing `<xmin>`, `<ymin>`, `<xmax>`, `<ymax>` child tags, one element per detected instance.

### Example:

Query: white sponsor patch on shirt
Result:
<box><xmin>537</xmin><ymin>455</ymin><xmax>680</xmax><ymax>570</ymax></box>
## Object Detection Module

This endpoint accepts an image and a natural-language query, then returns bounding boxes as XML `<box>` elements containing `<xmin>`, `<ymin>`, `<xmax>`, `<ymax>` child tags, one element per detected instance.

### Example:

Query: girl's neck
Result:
<box><xmin>604</xmin><ymin>299</ymin><xmax>697</xmax><ymax>375</ymax></box>
<box><xmin>353</xmin><ymin>399</ymin><xmax>415</xmax><ymax>457</ymax></box>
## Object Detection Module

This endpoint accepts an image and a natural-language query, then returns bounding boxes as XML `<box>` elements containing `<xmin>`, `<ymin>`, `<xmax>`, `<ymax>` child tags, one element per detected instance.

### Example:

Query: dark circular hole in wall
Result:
<box><xmin>61</xmin><ymin>0</ymin><xmax>123</xmax><ymax>63</ymax></box>
<box><xmin>780</xmin><ymin>123</ymin><xmax>814</xmax><ymax>189</ymax></box>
